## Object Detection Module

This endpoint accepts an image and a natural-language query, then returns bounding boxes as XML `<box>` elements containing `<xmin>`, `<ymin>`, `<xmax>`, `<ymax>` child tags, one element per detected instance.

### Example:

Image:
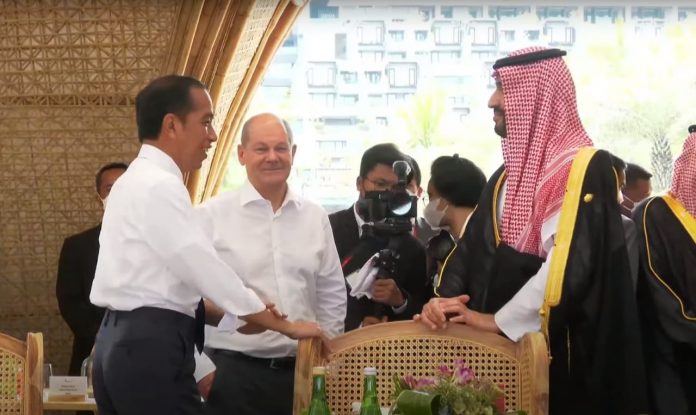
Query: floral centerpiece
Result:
<box><xmin>390</xmin><ymin>360</ymin><xmax>526</xmax><ymax>415</ymax></box>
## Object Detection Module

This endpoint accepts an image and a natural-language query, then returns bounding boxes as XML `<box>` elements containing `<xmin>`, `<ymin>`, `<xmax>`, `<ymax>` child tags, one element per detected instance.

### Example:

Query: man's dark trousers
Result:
<box><xmin>92</xmin><ymin>307</ymin><xmax>202</xmax><ymax>415</ymax></box>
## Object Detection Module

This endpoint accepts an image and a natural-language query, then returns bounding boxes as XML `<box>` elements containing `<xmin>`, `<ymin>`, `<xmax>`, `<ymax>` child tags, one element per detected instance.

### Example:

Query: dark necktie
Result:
<box><xmin>194</xmin><ymin>298</ymin><xmax>205</xmax><ymax>353</ymax></box>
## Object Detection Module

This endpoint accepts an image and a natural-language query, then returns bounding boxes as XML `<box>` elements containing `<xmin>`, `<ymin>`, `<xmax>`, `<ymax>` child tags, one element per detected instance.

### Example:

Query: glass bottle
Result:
<box><xmin>308</xmin><ymin>366</ymin><xmax>331</xmax><ymax>415</ymax></box>
<box><xmin>359</xmin><ymin>367</ymin><xmax>381</xmax><ymax>415</ymax></box>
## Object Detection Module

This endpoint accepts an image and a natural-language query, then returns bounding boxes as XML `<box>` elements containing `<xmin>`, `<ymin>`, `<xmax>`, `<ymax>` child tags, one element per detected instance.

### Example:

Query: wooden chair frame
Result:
<box><xmin>293</xmin><ymin>321</ymin><xmax>548</xmax><ymax>415</ymax></box>
<box><xmin>0</xmin><ymin>332</ymin><xmax>43</xmax><ymax>415</ymax></box>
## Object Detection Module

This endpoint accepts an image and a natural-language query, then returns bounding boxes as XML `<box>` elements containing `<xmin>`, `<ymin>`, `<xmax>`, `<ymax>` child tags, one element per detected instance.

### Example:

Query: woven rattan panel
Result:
<box><xmin>325</xmin><ymin>336</ymin><xmax>521</xmax><ymax>415</ymax></box>
<box><xmin>0</xmin><ymin>0</ymin><xmax>180</xmax><ymax>374</ymax></box>
<box><xmin>194</xmin><ymin>0</ymin><xmax>279</xmax><ymax>202</ymax></box>
<box><xmin>0</xmin><ymin>350</ymin><xmax>23</xmax><ymax>414</ymax></box>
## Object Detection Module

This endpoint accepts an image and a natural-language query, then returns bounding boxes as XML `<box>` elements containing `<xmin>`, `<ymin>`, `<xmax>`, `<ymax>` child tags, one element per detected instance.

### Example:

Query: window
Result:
<box><xmin>431</xmin><ymin>51</ymin><xmax>461</xmax><ymax>63</ymax></box>
<box><xmin>502</xmin><ymin>30</ymin><xmax>515</xmax><ymax>41</ymax></box>
<box><xmin>632</xmin><ymin>7</ymin><xmax>665</xmax><ymax>20</ymax></box>
<box><xmin>283</xmin><ymin>33</ymin><xmax>297</xmax><ymax>47</ymax></box>
<box><xmin>359</xmin><ymin>51</ymin><xmax>384</xmax><ymax>63</ymax></box>
<box><xmin>306</xmin><ymin>63</ymin><xmax>336</xmax><ymax>87</ymax></box>
<box><xmin>469</xmin><ymin>21</ymin><xmax>497</xmax><ymax>46</ymax></box>
<box><xmin>536</xmin><ymin>7</ymin><xmax>576</xmax><ymax>19</ymax></box>
<box><xmin>358</xmin><ymin>21</ymin><xmax>385</xmax><ymax>45</ymax></box>
<box><xmin>584</xmin><ymin>7</ymin><xmax>625</xmax><ymax>24</ymax></box>
<box><xmin>310</xmin><ymin>5</ymin><xmax>339</xmax><ymax>19</ymax></box>
<box><xmin>338</xmin><ymin>94</ymin><xmax>359</xmax><ymax>106</ymax></box>
<box><xmin>468</xmin><ymin>7</ymin><xmax>484</xmax><ymax>18</ymax></box>
<box><xmin>488</xmin><ymin>6</ymin><xmax>530</xmax><ymax>20</ymax></box>
<box><xmin>433</xmin><ymin>21</ymin><xmax>461</xmax><ymax>45</ymax></box>
<box><xmin>415</xmin><ymin>30</ymin><xmax>428</xmax><ymax>41</ymax></box>
<box><xmin>318</xmin><ymin>140</ymin><xmax>347</xmax><ymax>151</ymax></box>
<box><xmin>367</xmin><ymin>94</ymin><xmax>384</xmax><ymax>107</ymax></box>
<box><xmin>418</xmin><ymin>7</ymin><xmax>434</xmax><ymax>22</ymax></box>
<box><xmin>389</xmin><ymin>30</ymin><xmax>404</xmax><ymax>41</ymax></box>
<box><xmin>335</xmin><ymin>33</ymin><xmax>347</xmax><ymax>59</ymax></box>
<box><xmin>525</xmin><ymin>30</ymin><xmax>540</xmax><ymax>41</ymax></box>
<box><xmin>340</xmin><ymin>71</ymin><xmax>358</xmax><ymax>84</ymax></box>
<box><xmin>387</xmin><ymin>63</ymin><xmax>418</xmax><ymax>88</ymax></box>
<box><xmin>678</xmin><ymin>7</ymin><xmax>696</xmax><ymax>21</ymax></box>
<box><xmin>386</xmin><ymin>92</ymin><xmax>412</xmax><ymax>106</ymax></box>
<box><xmin>365</xmin><ymin>71</ymin><xmax>382</xmax><ymax>84</ymax></box>
<box><xmin>388</xmin><ymin>51</ymin><xmax>407</xmax><ymax>60</ymax></box>
<box><xmin>376</xmin><ymin>117</ymin><xmax>388</xmax><ymax>126</ymax></box>
<box><xmin>309</xmin><ymin>93</ymin><xmax>336</xmax><ymax>108</ymax></box>
<box><xmin>544</xmin><ymin>22</ymin><xmax>575</xmax><ymax>46</ymax></box>
<box><xmin>441</xmin><ymin>6</ymin><xmax>453</xmax><ymax>18</ymax></box>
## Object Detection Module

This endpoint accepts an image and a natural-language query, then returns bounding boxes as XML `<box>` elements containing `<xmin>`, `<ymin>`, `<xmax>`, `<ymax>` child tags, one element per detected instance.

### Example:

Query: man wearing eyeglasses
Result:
<box><xmin>328</xmin><ymin>143</ymin><xmax>428</xmax><ymax>331</ymax></box>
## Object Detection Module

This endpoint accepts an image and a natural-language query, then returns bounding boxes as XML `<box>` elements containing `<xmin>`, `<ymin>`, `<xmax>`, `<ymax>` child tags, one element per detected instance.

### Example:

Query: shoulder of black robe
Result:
<box><xmin>435</xmin><ymin>165</ymin><xmax>544</xmax><ymax>313</ymax></box>
<box><xmin>633</xmin><ymin>195</ymin><xmax>696</xmax><ymax>414</ymax></box>
<box><xmin>542</xmin><ymin>148</ymin><xmax>648</xmax><ymax>414</ymax></box>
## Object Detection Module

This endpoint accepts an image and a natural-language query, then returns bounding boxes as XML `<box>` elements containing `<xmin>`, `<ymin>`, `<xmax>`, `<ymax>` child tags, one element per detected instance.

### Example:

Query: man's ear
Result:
<box><xmin>161</xmin><ymin>113</ymin><xmax>178</xmax><ymax>140</ymax></box>
<box><xmin>237</xmin><ymin>144</ymin><xmax>246</xmax><ymax>166</ymax></box>
<box><xmin>356</xmin><ymin>176</ymin><xmax>363</xmax><ymax>193</ymax></box>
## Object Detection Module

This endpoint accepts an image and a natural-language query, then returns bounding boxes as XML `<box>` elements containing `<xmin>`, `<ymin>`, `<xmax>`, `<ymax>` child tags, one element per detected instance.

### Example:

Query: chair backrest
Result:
<box><xmin>0</xmin><ymin>332</ymin><xmax>43</xmax><ymax>415</ymax></box>
<box><xmin>294</xmin><ymin>321</ymin><xmax>548</xmax><ymax>415</ymax></box>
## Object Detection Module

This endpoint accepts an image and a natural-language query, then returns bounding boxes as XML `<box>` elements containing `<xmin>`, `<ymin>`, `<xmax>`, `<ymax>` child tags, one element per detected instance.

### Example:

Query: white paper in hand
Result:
<box><xmin>346</xmin><ymin>253</ymin><xmax>379</xmax><ymax>299</ymax></box>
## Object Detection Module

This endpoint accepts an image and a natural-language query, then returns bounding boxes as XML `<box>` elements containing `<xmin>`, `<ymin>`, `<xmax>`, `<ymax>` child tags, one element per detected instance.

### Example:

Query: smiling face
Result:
<box><xmin>487</xmin><ymin>81</ymin><xmax>507</xmax><ymax>138</ymax></box>
<box><xmin>237</xmin><ymin>115</ymin><xmax>296</xmax><ymax>192</ymax></box>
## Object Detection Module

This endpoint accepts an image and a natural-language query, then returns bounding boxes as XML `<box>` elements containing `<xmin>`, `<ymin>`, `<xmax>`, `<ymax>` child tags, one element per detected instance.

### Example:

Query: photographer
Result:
<box><xmin>329</xmin><ymin>144</ymin><xmax>428</xmax><ymax>331</ymax></box>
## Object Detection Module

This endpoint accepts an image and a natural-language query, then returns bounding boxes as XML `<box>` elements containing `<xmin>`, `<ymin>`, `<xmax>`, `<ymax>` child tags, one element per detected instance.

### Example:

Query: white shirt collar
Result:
<box><xmin>239</xmin><ymin>180</ymin><xmax>301</xmax><ymax>209</ymax></box>
<box><xmin>353</xmin><ymin>203</ymin><xmax>366</xmax><ymax>237</ymax></box>
<box><xmin>138</xmin><ymin>144</ymin><xmax>183</xmax><ymax>181</ymax></box>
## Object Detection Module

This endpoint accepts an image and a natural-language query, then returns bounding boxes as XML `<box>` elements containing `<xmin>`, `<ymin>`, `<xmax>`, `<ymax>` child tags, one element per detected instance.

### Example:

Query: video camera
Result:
<box><xmin>355</xmin><ymin>160</ymin><xmax>417</xmax><ymax>237</ymax></box>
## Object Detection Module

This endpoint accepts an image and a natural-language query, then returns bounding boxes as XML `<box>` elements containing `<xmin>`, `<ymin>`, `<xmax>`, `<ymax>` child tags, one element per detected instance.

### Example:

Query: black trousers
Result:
<box><xmin>204</xmin><ymin>349</ymin><xmax>295</xmax><ymax>415</ymax></box>
<box><xmin>92</xmin><ymin>308</ymin><xmax>202</xmax><ymax>415</ymax></box>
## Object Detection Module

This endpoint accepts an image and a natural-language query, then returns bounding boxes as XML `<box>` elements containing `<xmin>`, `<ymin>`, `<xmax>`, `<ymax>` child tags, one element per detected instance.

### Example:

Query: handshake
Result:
<box><xmin>204</xmin><ymin>300</ymin><xmax>330</xmax><ymax>343</ymax></box>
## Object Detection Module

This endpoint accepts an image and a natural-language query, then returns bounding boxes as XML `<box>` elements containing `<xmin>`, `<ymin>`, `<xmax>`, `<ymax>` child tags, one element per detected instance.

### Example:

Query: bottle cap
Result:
<box><xmin>312</xmin><ymin>366</ymin><xmax>326</xmax><ymax>375</ymax></box>
<box><xmin>364</xmin><ymin>367</ymin><xmax>377</xmax><ymax>376</ymax></box>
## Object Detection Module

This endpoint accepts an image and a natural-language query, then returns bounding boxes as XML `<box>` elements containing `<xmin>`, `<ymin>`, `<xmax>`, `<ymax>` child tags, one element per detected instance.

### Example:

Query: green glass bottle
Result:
<box><xmin>359</xmin><ymin>367</ymin><xmax>381</xmax><ymax>415</ymax></box>
<box><xmin>308</xmin><ymin>366</ymin><xmax>331</xmax><ymax>415</ymax></box>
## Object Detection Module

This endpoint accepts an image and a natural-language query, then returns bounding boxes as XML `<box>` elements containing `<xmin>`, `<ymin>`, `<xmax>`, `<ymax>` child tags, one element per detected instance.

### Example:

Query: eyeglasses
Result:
<box><xmin>364</xmin><ymin>177</ymin><xmax>398</xmax><ymax>191</ymax></box>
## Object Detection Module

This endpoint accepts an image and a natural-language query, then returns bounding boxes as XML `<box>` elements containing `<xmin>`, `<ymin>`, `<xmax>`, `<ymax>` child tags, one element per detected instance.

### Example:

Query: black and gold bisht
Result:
<box><xmin>436</xmin><ymin>148</ymin><xmax>648</xmax><ymax>414</ymax></box>
<box><xmin>633</xmin><ymin>194</ymin><xmax>696</xmax><ymax>414</ymax></box>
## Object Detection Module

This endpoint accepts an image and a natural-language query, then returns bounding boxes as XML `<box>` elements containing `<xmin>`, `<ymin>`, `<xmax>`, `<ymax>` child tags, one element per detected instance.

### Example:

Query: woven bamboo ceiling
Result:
<box><xmin>0</xmin><ymin>0</ymin><xmax>303</xmax><ymax>373</ymax></box>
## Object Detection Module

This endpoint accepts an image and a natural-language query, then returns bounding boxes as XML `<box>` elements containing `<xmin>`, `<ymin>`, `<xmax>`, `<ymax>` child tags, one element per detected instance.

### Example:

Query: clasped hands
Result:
<box><xmin>414</xmin><ymin>295</ymin><xmax>500</xmax><ymax>334</ymax></box>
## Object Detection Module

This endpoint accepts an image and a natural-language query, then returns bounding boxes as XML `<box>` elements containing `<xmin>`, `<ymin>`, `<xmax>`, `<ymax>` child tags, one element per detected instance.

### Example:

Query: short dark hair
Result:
<box><xmin>95</xmin><ymin>162</ymin><xmax>128</xmax><ymax>192</ymax></box>
<box><xmin>625</xmin><ymin>163</ymin><xmax>652</xmax><ymax>184</ymax></box>
<box><xmin>135</xmin><ymin>75</ymin><xmax>207</xmax><ymax>142</ymax></box>
<box><xmin>430</xmin><ymin>155</ymin><xmax>486</xmax><ymax>208</ymax></box>
<box><xmin>406</xmin><ymin>155</ymin><xmax>422</xmax><ymax>187</ymax></box>
<box><xmin>359</xmin><ymin>143</ymin><xmax>413</xmax><ymax>182</ymax></box>
<box><xmin>610</xmin><ymin>154</ymin><xmax>626</xmax><ymax>172</ymax></box>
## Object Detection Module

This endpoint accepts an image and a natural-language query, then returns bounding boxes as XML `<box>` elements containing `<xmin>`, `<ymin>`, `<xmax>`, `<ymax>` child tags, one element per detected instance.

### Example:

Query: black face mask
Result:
<box><xmin>425</xmin><ymin>230</ymin><xmax>456</xmax><ymax>263</ymax></box>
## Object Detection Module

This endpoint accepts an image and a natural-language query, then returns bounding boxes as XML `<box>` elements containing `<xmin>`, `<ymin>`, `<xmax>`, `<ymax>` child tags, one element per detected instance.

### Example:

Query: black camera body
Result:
<box><xmin>355</xmin><ymin>160</ymin><xmax>417</xmax><ymax>237</ymax></box>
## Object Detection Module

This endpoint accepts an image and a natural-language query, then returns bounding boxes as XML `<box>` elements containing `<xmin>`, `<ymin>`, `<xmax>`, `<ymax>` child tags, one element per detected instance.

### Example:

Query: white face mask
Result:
<box><xmin>423</xmin><ymin>198</ymin><xmax>448</xmax><ymax>229</ymax></box>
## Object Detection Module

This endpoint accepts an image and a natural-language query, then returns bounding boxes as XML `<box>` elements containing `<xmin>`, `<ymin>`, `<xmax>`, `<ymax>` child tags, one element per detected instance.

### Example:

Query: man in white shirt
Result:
<box><xmin>89</xmin><ymin>77</ymin><xmax>325</xmax><ymax>415</ymax></box>
<box><xmin>194</xmin><ymin>113</ymin><xmax>346</xmax><ymax>415</ymax></box>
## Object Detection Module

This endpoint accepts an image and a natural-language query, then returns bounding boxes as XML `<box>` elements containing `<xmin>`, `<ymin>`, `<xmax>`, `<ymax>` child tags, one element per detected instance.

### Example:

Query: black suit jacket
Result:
<box><xmin>328</xmin><ymin>206</ymin><xmax>428</xmax><ymax>331</ymax></box>
<box><xmin>56</xmin><ymin>224</ymin><xmax>105</xmax><ymax>374</ymax></box>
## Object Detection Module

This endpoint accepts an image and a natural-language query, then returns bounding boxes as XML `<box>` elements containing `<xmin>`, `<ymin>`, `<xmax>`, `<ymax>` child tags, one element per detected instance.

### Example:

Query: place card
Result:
<box><xmin>46</xmin><ymin>376</ymin><xmax>87</xmax><ymax>402</ymax></box>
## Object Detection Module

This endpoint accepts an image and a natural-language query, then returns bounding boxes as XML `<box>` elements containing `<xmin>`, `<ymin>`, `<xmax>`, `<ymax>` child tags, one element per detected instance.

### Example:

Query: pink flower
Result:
<box><xmin>415</xmin><ymin>377</ymin><xmax>436</xmax><ymax>389</ymax></box>
<box><xmin>437</xmin><ymin>365</ymin><xmax>453</xmax><ymax>378</ymax></box>
<box><xmin>454</xmin><ymin>366</ymin><xmax>475</xmax><ymax>385</ymax></box>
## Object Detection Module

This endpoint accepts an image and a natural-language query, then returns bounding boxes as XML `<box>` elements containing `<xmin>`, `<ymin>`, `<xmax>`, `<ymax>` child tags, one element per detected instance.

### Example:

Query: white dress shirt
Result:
<box><xmin>195</xmin><ymin>180</ymin><xmax>347</xmax><ymax>358</ymax></box>
<box><xmin>493</xmin><ymin>181</ymin><xmax>560</xmax><ymax>341</ymax></box>
<box><xmin>90</xmin><ymin>145</ymin><xmax>266</xmax><ymax>320</ymax></box>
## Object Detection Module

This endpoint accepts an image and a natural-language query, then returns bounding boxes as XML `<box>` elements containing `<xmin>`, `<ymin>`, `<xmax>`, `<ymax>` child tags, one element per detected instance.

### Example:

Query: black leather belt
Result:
<box><xmin>213</xmin><ymin>349</ymin><xmax>296</xmax><ymax>370</ymax></box>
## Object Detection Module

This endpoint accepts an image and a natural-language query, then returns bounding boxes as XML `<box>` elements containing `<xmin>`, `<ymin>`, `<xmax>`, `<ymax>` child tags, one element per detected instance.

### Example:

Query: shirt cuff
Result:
<box><xmin>494</xmin><ymin>302</ymin><xmax>541</xmax><ymax>342</ymax></box>
<box><xmin>217</xmin><ymin>313</ymin><xmax>239</xmax><ymax>333</ymax></box>
<box><xmin>391</xmin><ymin>298</ymin><xmax>408</xmax><ymax>314</ymax></box>
<box><xmin>193</xmin><ymin>351</ymin><xmax>216</xmax><ymax>383</ymax></box>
